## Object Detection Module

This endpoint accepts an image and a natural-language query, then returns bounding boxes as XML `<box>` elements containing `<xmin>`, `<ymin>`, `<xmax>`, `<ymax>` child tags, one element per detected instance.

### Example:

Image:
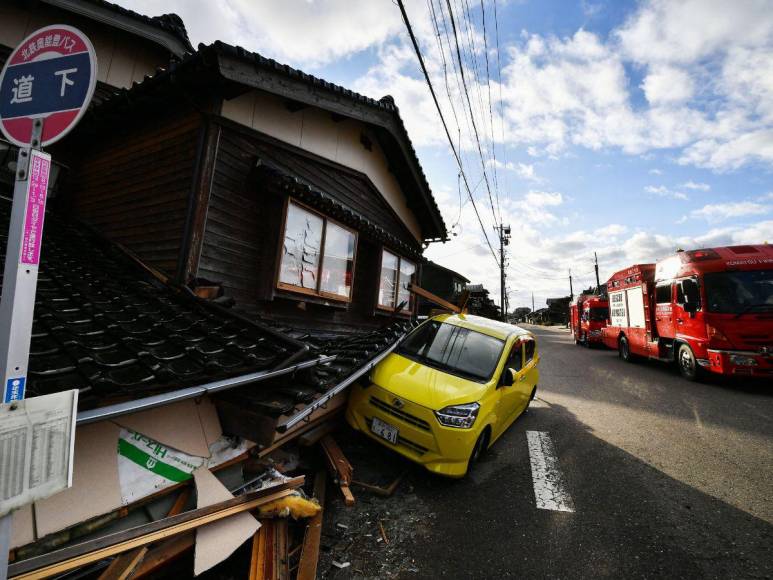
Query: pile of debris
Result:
<box><xmin>3</xmin><ymin>198</ymin><xmax>421</xmax><ymax>578</ymax></box>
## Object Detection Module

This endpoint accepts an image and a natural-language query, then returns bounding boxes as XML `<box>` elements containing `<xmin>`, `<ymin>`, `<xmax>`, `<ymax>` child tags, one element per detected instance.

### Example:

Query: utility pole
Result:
<box><xmin>569</xmin><ymin>268</ymin><xmax>574</xmax><ymax>301</ymax></box>
<box><xmin>496</xmin><ymin>224</ymin><xmax>511</xmax><ymax>321</ymax></box>
<box><xmin>594</xmin><ymin>251</ymin><xmax>601</xmax><ymax>292</ymax></box>
<box><xmin>532</xmin><ymin>292</ymin><xmax>535</xmax><ymax>313</ymax></box>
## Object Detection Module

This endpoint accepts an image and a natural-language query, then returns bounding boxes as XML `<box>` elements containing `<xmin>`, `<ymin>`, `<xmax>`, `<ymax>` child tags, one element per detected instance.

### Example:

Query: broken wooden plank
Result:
<box><xmin>131</xmin><ymin>533</ymin><xmax>194</xmax><ymax>579</ymax></box>
<box><xmin>351</xmin><ymin>474</ymin><xmax>403</xmax><ymax>498</ymax></box>
<box><xmin>97</xmin><ymin>546</ymin><xmax>148</xmax><ymax>580</ymax></box>
<box><xmin>297</xmin><ymin>420</ymin><xmax>338</xmax><ymax>447</ymax></box>
<box><xmin>409</xmin><ymin>283</ymin><xmax>461</xmax><ymax>313</ymax></box>
<box><xmin>296</xmin><ymin>471</ymin><xmax>326</xmax><ymax>580</ymax></box>
<box><xmin>9</xmin><ymin>478</ymin><xmax>304</xmax><ymax>580</ymax></box>
<box><xmin>320</xmin><ymin>435</ymin><xmax>355</xmax><ymax>506</ymax></box>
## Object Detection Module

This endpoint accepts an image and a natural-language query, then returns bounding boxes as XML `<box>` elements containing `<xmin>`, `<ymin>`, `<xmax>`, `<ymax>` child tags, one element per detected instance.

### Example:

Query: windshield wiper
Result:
<box><xmin>734</xmin><ymin>303</ymin><xmax>773</xmax><ymax>318</ymax></box>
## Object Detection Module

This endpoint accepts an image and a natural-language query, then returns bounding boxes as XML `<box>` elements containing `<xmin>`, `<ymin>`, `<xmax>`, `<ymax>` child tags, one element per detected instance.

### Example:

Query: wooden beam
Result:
<box><xmin>296</xmin><ymin>471</ymin><xmax>326</xmax><ymax>580</ymax></box>
<box><xmin>320</xmin><ymin>435</ymin><xmax>355</xmax><ymax>506</ymax></box>
<box><xmin>97</xmin><ymin>547</ymin><xmax>148</xmax><ymax>580</ymax></box>
<box><xmin>9</xmin><ymin>478</ymin><xmax>304</xmax><ymax>580</ymax></box>
<box><xmin>409</xmin><ymin>284</ymin><xmax>461</xmax><ymax>313</ymax></box>
<box><xmin>97</xmin><ymin>474</ymin><xmax>187</xmax><ymax>579</ymax></box>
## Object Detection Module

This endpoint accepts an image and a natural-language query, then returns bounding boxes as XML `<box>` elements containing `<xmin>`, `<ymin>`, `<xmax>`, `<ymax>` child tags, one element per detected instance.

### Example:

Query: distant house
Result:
<box><xmin>417</xmin><ymin>260</ymin><xmax>469</xmax><ymax>315</ymax></box>
<box><xmin>466</xmin><ymin>283</ymin><xmax>501</xmax><ymax>320</ymax></box>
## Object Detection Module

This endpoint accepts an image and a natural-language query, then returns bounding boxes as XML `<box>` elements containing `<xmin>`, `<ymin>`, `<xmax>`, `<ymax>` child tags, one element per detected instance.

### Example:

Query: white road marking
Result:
<box><xmin>526</xmin><ymin>430</ymin><xmax>575</xmax><ymax>513</ymax></box>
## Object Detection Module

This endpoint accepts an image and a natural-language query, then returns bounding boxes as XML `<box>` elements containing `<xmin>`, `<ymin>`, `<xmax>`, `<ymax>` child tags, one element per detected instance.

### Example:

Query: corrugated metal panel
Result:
<box><xmin>66</xmin><ymin>113</ymin><xmax>201</xmax><ymax>277</ymax></box>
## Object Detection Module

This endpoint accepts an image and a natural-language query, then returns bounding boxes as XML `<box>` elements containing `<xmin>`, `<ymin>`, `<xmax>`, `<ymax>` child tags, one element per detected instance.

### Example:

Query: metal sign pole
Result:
<box><xmin>0</xmin><ymin>118</ymin><xmax>45</xmax><ymax>580</ymax></box>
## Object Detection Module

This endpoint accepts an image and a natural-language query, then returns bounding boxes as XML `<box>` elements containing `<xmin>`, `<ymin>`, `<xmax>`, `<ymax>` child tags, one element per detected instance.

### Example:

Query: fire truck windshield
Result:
<box><xmin>589</xmin><ymin>308</ymin><xmax>608</xmax><ymax>321</ymax></box>
<box><xmin>703</xmin><ymin>270</ymin><xmax>773</xmax><ymax>314</ymax></box>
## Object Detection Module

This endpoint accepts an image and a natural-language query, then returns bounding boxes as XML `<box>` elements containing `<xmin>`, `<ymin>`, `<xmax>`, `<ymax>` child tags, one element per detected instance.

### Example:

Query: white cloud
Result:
<box><xmin>641</xmin><ymin>65</ymin><xmax>694</xmax><ymax>104</ymax></box>
<box><xmin>688</xmin><ymin>201</ymin><xmax>770</xmax><ymax>222</ymax></box>
<box><xmin>682</xmin><ymin>181</ymin><xmax>711</xmax><ymax>191</ymax></box>
<box><xmin>648</xmin><ymin>168</ymin><xmax>663</xmax><ymax>175</ymax></box>
<box><xmin>488</xmin><ymin>160</ymin><xmax>542</xmax><ymax>182</ymax></box>
<box><xmin>115</xmin><ymin>0</ymin><xmax>402</xmax><ymax>67</ymax></box>
<box><xmin>644</xmin><ymin>185</ymin><xmax>689</xmax><ymax>200</ymax></box>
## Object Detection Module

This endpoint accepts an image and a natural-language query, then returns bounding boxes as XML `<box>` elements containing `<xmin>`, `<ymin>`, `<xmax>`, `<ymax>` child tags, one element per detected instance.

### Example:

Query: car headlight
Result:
<box><xmin>435</xmin><ymin>402</ymin><xmax>480</xmax><ymax>429</ymax></box>
<box><xmin>729</xmin><ymin>354</ymin><xmax>757</xmax><ymax>366</ymax></box>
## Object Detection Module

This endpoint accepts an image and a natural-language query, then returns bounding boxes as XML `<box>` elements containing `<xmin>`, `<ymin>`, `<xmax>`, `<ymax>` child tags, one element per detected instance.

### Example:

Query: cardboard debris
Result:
<box><xmin>35</xmin><ymin>421</ymin><xmax>123</xmax><ymax>537</ymax></box>
<box><xmin>115</xmin><ymin>399</ymin><xmax>216</xmax><ymax>457</ymax></box>
<box><xmin>10</xmin><ymin>504</ymin><xmax>34</xmax><ymax>549</ymax></box>
<box><xmin>192</xmin><ymin>467</ymin><xmax>260</xmax><ymax>576</ymax></box>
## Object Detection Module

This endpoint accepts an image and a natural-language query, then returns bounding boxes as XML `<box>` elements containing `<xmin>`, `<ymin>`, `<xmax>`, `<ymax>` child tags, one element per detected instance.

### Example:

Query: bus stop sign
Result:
<box><xmin>0</xmin><ymin>24</ymin><xmax>96</xmax><ymax>147</ymax></box>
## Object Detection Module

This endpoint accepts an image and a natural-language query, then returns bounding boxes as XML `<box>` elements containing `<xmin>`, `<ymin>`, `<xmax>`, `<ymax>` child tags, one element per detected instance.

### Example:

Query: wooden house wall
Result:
<box><xmin>197</xmin><ymin>122</ymin><xmax>412</xmax><ymax>332</ymax></box>
<box><xmin>64</xmin><ymin>112</ymin><xmax>202</xmax><ymax>277</ymax></box>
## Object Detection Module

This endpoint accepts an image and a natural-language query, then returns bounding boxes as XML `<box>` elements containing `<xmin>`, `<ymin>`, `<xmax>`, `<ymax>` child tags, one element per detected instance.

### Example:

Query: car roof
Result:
<box><xmin>431</xmin><ymin>313</ymin><xmax>532</xmax><ymax>341</ymax></box>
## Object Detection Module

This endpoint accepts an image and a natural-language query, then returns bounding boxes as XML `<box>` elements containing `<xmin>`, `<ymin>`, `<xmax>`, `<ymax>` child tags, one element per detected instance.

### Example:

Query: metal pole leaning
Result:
<box><xmin>0</xmin><ymin>119</ymin><xmax>46</xmax><ymax>580</ymax></box>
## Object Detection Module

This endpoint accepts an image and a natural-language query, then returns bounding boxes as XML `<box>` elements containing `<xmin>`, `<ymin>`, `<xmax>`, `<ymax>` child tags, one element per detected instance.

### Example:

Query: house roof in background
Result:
<box><xmin>424</xmin><ymin>260</ymin><xmax>471</xmax><ymax>283</ymax></box>
<box><xmin>36</xmin><ymin>0</ymin><xmax>193</xmax><ymax>56</ymax></box>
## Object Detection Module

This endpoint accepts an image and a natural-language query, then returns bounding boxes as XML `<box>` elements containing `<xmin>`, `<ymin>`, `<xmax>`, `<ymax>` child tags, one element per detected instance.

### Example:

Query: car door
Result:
<box><xmin>494</xmin><ymin>339</ymin><xmax>524</xmax><ymax>437</ymax></box>
<box><xmin>674</xmin><ymin>276</ymin><xmax>703</xmax><ymax>339</ymax></box>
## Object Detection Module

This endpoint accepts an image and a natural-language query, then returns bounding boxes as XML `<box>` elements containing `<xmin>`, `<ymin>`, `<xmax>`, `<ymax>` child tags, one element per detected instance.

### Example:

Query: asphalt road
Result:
<box><xmin>324</xmin><ymin>324</ymin><xmax>773</xmax><ymax>579</ymax></box>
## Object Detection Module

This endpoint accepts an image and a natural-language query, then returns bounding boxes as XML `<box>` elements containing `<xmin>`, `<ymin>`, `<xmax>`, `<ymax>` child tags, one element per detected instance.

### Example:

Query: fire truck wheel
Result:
<box><xmin>677</xmin><ymin>343</ymin><xmax>700</xmax><ymax>381</ymax></box>
<box><xmin>618</xmin><ymin>336</ymin><xmax>633</xmax><ymax>362</ymax></box>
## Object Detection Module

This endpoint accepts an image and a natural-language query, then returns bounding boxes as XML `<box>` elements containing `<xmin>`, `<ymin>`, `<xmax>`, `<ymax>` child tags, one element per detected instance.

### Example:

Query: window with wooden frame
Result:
<box><xmin>277</xmin><ymin>201</ymin><xmax>357</xmax><ymax>301</ymax></box>
<box><xmin>377</xmin><ymin>249</ymin><xmax>416</xmax><ymax>311</ymax></box>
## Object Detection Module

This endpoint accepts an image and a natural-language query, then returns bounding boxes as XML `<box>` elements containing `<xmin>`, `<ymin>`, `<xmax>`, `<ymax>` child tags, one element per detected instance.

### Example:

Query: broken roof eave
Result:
<box><xmin>42</xmin><ymin>0</ymin><xmax>193</xmax><ymax>57</ymax></box>
<box><xmin>213</xmin><ymin>47</ymin><xmax>447</xmax><ymax>241</ymax></box>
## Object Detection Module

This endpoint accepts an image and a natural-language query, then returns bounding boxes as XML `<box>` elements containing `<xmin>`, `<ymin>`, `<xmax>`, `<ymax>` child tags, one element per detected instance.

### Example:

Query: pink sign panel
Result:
<box><xmin>20</xmin><ymin>150</ymin><xmax>50</xmax><ymax>265</ymax></box>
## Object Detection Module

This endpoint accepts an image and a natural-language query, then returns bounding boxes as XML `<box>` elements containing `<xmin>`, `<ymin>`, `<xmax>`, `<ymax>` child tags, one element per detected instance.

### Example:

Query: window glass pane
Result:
<box><xmin>397</xmin><ymin>321</ymin><xmax>505</xmax><ymax>382</ymax></box>
<box><xmin>379</xmin><ymin>250</ymin><xmax>399</xmax><ymax>307</ymax></box>
<box><xmin>508</xmin><ymin>343</ymin><xmax>523</xmax><ymax>371</ymax></box>
<box><xmin>320</xmin><ymin>222</ymin><xmax>355</xmax><ymax>298</ymax></box>
<box><xmin>524</xmin><ymin>340</ymin><xmax>536</xmax><ymax>362</ymax></box>
<box><xmin>396</xmin><ymin>259</ymin><xmax>416</xmax><ymax>309</ymax></box>
<box><xmin>655</xmin><ymin>283</ymin><xmax>672</xmax><ymax>303</ymax></box>
<box><xmin>279</xmin><ymin>203</ymin><xmax>322</xmax><ymax>290</ymax></box>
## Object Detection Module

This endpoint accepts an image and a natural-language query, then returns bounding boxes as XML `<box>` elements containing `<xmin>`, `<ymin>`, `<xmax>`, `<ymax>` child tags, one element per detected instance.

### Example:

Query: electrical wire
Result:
<box><xmin>396</xmin><ymin>0</ymin><xmax>500</xmax><ymax>267</ymax></box>
<box><xmin>444</xmin><ymin>0</ymin><xmax>500</xmax><ymax>231</ymax></box>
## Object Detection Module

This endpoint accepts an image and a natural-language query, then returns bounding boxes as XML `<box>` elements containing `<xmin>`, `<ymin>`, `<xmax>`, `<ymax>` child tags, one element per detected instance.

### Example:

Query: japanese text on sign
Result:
<box><xmin>20</xmin><ymin>150</ymin><xmax>50</xmax><ymax>266</ymax></box>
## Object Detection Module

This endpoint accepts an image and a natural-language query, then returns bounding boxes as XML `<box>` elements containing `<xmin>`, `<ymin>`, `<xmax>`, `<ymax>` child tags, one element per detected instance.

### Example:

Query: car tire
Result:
<box><xmin>469</xmin><ymin>428</ymin><xmax>490</xmax><ymax>466</ymax></box>
<box><xmin>525</xmin><ymin>386</ymin><xmax>537</xmax><ymax>412</ymax></box>
<box><xmin>618</xmin><ymin>336</ymin><xmax>633</xmax><ymax>362</ymax></box>
<box><xmin>677</xmin><ymin>343</ymin><xmax>700</xmax><ymax>381</ymax></box>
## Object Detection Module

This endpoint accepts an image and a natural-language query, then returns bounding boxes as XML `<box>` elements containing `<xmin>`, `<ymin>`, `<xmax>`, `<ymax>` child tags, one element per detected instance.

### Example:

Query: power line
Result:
<box><xmin>480</xmin><ymin>0</ymin><xmax>502</xmax><ymax>225</ymax></box>
<box><xmin>396</xmin><ymin>0</ymin><xmax>499</xmax><ymax>267</ymax></box>
<box><xmin>444</xmin><ymin>0</ymin><xmax>500</xmax><ymax>231</ymax></box>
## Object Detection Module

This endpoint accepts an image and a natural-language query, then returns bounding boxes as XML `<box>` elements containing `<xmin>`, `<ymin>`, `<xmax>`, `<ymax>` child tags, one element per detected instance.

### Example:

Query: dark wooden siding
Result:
<box><xmin>64</xmin><ymin>113</ymin><xmax>202</xmax><ymax>277</ymax></box>
<box><xmin>197</xmin><ymin>122</ymin><xmax>415</xmax><ymax>332</ymax></box>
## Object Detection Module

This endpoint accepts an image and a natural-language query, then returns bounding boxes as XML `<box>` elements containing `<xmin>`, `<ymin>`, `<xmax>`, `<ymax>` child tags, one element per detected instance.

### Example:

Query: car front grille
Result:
<box><xmin>369</xmin><ymin>396</ymin><xmax>431</xmax><ymax>431</ymax></box>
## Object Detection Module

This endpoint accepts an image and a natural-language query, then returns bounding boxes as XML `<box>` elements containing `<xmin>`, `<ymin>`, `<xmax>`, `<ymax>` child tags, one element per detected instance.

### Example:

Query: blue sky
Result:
<box><xmin>119</xmin><ymin>0</ymin><xmax>773</xmax><ymax>310</ymax></box>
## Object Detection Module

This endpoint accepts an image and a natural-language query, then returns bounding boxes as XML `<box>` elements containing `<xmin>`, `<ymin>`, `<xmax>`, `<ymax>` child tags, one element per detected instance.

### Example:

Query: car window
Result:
<box><xmin>397</xmin><ymin>320</ymin><xmax>505</xmax><ymax>382</ymax></box>
<box><xmin>524</xmin><ymin>340</ymin><xmax>535</xmax><ymax>363</ymax></box>
<box><xmin>508</xmin><ymin>342</ymin><xmax>523</xmax><ymax>372</ymax></box>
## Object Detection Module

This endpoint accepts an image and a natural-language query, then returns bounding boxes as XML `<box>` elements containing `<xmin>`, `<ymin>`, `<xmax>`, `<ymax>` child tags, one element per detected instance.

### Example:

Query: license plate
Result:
<box><xmin>371</xmin><ymin>417</ymin><xmax>399</xmax><ymax>445</ymax></box>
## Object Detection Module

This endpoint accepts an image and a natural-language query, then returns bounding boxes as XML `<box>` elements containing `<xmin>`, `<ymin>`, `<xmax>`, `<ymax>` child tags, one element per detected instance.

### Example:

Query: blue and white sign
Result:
<box><xmin>4</xmin><ymin>377</ymin><xmax>25</xmax><ymax>403</ymax></box>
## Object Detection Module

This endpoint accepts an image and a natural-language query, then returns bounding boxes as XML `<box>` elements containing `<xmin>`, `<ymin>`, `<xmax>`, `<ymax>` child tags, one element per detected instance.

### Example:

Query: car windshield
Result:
<box><xmin>703</xmin><ymin>270</ymin><xmax>773</xmax><ymax>314</ymax></box>
<box><xmin>589</xmin><ymin>307</ymin><xmax>608</xmax><ymax>321</ymax></box>
<box><xmin>396</xmin><ymin>320</ymin><xmax>505</xmax><ymax>383</ymax></box>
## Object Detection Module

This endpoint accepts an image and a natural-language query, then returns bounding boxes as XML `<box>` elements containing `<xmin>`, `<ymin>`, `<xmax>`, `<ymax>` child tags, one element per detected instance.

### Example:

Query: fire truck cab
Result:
<box><xmin>570</xmin><ymin>294</ymin><xmax>609</xmax><ymax>347</ymax></box>
<box><xmin>602</xmin><ymin>245</ymin><xmax>773</xmax><ymax>381</ymax></box>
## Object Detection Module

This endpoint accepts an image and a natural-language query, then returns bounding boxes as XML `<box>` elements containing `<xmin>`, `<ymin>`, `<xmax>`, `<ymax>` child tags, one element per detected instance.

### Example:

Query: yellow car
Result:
<box><xmin>346</xmin><ymin>313</ymin><xmax>539</xmax><ymax>477</ymax></box>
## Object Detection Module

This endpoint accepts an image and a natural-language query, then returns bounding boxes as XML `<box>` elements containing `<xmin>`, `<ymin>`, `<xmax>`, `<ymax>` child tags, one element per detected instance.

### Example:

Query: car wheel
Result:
<box><xmin>469</xmin><ymin>429</ymin><xmax>490</xmax><ymax>465</ymax></box>
<box><xmin>524</xmin><ymin>386</ymin><xmax>537</xmax><ymax>412</ymax></box>
<box><xmin>677</xmin><ymin>343</ymin><xmax>700</xmax><ymax>381</ymax></box>
<box><xmin>618</xmin><ymin>336</ymin><xmax>633</xmax><ymax>362</ymax></box>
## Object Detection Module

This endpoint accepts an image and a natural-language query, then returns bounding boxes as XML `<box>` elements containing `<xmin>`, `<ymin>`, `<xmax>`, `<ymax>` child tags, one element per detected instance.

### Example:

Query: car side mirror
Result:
<box><xmin>683</xmin><ymin>301</ymin><xmax>698</xmax><ymax>316</ymax></box>
<box><xmin>500</xmin><ymin>368</ymin><xmax>515</xmax><ymax>387</ymax></box>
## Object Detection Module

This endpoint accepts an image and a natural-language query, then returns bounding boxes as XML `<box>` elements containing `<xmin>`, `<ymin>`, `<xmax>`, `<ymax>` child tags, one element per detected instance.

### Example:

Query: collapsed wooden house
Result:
<box><xmin>0</xmin><ymin>1</ymin><xmax>447</xmax><ymax>576</ymax></box>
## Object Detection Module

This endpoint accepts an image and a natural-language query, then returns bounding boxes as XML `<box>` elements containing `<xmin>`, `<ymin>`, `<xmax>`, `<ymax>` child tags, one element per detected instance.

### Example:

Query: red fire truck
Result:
<box><xmin>601</xmin><ymin>245</ymin><xmax>773</xmax><ymax>381</ymax></box>
<box><xmin>570</xmin><ymin>293</ymin><xmax>609</xmax><ymax>346</ymax></box>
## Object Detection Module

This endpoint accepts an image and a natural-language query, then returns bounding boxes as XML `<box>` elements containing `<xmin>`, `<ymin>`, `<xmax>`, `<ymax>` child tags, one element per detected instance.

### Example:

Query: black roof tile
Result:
<box><xmin>0</xmin><ymin>197</ymin><xmax>307</xmax><ymax>410</ymax></box>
